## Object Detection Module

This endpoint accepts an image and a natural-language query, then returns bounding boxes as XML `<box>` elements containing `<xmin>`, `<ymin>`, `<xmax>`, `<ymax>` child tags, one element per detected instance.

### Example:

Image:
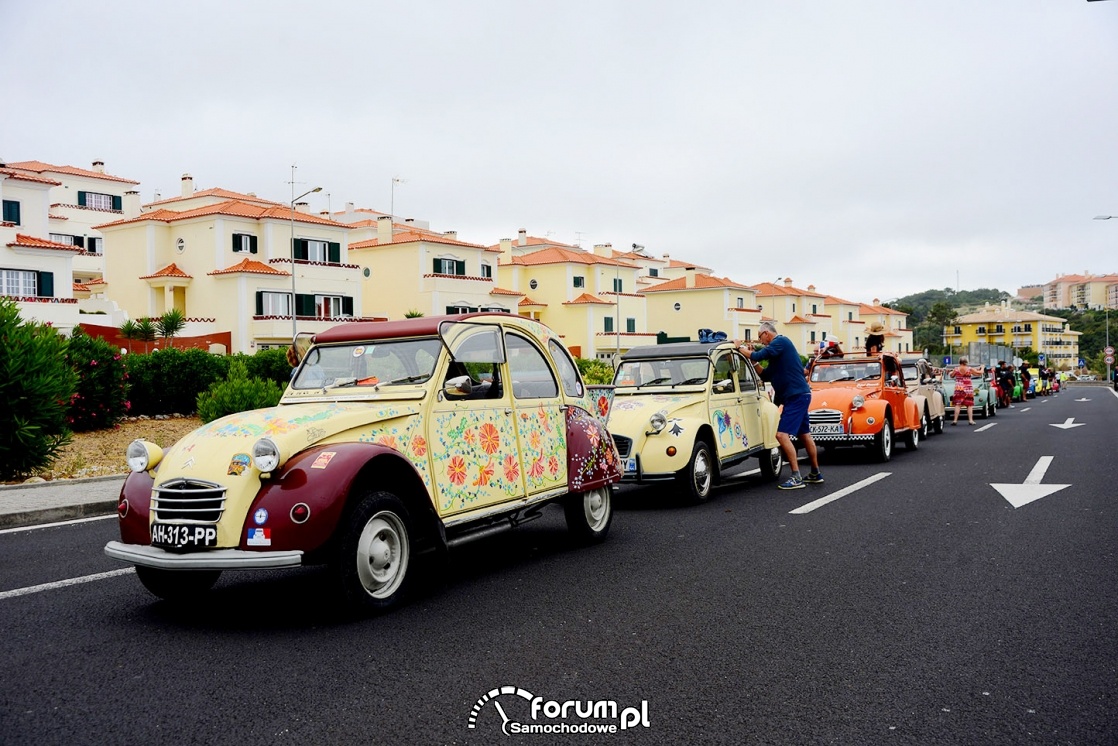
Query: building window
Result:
<box><xmin>87</xmin><ymin>237</ymin><xmax>102</xmax><ymax>253</ymax></box>
<box><xmin>604</xmin><ymin>316</ymin><xmax>614</xmax><ymax>333</ymax></box>
<box><xmin>2</xmin><ymin>200</ymin><xmax>20</xmax><ymax>225</ymax></box>
<box><xmin>953</xmin><ymin>326</ymin><xmax>961</xmax><ymax>335</ymax></box>
<box><xmin>316</xmin><ymin>295</ymin><xmax>344</xmax><ymax>319</ymax></box>
<box><xmin>737</xmin><ymin>297</ymin><xmax>744</xmax><ymax>309</ymax></box>
<box><xmin>573</xmin><ymin>276</ymin><xmax>585</xmax><ymax>288</ymax></box>
<box><xmin>49</xmin><ymin>234</ymin><xmax>78</xmax><ymax>246</ymax></box>
<box><xmin>810</xmin><ymin>331</ymin><xmax>816</xmax><ymax>342</ymax></box>
<box><xmin>812</xmin><ymin>304</ymin><xmax>817</xmax><ymax>314</ymax></box>
<box><xmin>233</xmin><ymin>233</ymin><xmax>258</xmax><ymax>254</ymax></box>
<box><xmin>292</xmin><ymin>238</ymin><xmax>341</xmax><ymax>264</ymax></box>
<box><xmin>848</xmin><ymin>312</ymin><xmax>853</xmax><ymax>321</ymax></box>
<box><xmin>256</xmin><ymin>291</ymin><xmax>292</xmax><ymax>316</ymax></box>
<box><xmin>743</xmin><ymin>329</ymin><xmax>751</xmax><ymax>342</ymax></box>
<box><xmin>480</xmin><ymin>263</ymin><xmax>492</xmax><ymax>279</ymax></box>
<box><xmin>613</xmin><ymin>277</ymin><xmax>623</xmax><ymax>293</ymax></box>
<box><xmin>626</xmin><ymin>318</ymin><xmax>636</xmax><ymax>333</ymax></box>
<box><xmin>649</xmin><ymin>268</ymin><xmax>659</xmax><ymax>277</ymax></box>
<box><xmin>446</xmin><ymin>305</ymin><xmax>476</xmax><ymax>314</ymax></box>
<box><xmin>77</xmin><ymin>191</ymin><xmax>121</xmax><ymax>211</ymax></box>
<box><xmin>433</xmin><ymin>257</ymin><xmax>466</xmax><ymax>275</ymax></box>
<box><xmin>995</xmin><ymin>324</ymin><xmax>1003</xmax><ymax>333</ymax></box>
<box><xmin>1</xmin><ymin>268</ymin><xmax>50</xmax><ymax>297</ymax></box>
<box><xmin>1025</xmin><ymin>323</ymin><xmax>1032</xmax><ymax>332</ymax></box>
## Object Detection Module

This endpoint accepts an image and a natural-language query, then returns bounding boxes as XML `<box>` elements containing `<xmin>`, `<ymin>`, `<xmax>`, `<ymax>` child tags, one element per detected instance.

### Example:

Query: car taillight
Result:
<box><xmin>117</xmin><ymin>499</ymin><xmax>129</xmax><ymax>519</ymax></box>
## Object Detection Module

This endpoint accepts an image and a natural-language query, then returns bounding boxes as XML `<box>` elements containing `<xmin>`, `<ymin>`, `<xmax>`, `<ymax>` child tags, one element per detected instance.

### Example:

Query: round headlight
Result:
<box><xmin>649</xmin><ymin>411</ymin><xmax>667</xmax><ymax>433</ymax></box>
<box><xmin>252</xmin><ymin>437</ymin><xmax>281</xmax><ymax>473</ymax></box>
<box><xmin>851</xmin><ymin>395</ymin><xmax>866</xmax><ymax>409</ymax></box>
<box><xmin>126</xmin><ymin>439</ymin><xmax>162</xmax><ymax>473</ymax></box>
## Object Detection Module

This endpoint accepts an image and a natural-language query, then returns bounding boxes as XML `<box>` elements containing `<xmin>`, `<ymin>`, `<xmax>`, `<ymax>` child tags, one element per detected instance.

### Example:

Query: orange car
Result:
<box><xmin>804</xmin><ymin>353</ymin><xmax>927</xmax><ymax>461</ymax></box>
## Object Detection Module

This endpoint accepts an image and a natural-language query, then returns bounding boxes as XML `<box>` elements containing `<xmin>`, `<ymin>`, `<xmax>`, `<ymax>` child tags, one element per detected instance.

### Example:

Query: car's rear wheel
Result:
<box><xmin>564</xmin><ymin>487</ymin><xmax>612</xmax><ymax>543</ymax></box>
<box><xmin>875</xmin><ymin>419</ymin><xmax>894</xmax><ymax>462</ymax></box>
<box><xmin>932</xmin><ymin>412</ymin><xmax>944</xmax><ymax>434</ymax></box>
<box><xmin>135</xmin><ymin>566</ymin><xmax>221</xmax><ymax>603</ymax></box>
<box><xmin>679</xmin><ymin>439</ymin><xmax>714</xmax><ymax>503</ymax></box>
<box><xmin>759</xmin><ymin>446</ymin><xmax>783</xmax><ymax>480</ymax></box>
<box><xmin>334</xmin><ymin>491</ymin><xmax>414</xmax><ymax>613</ymax></box>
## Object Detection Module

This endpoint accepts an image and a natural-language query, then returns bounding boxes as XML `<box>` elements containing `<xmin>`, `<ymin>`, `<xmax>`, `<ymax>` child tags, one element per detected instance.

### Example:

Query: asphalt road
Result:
<box><xmin>1</xmin><ymin>390</ymin><xmax>1115</xmax><ymax>745</ymax></box>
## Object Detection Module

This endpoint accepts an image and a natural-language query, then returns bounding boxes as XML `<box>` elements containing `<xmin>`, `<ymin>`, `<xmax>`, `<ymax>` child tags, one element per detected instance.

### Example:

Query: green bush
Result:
<box><xmin>65</xmin><ymin>326</ymin><xmax>129</xmax><ymax>432</ymax></box>
<box><xmin>234</xmin><ymin>348</ymin><xmax>294</xmax><ymax>389</ymax></box>
<box><xmin>576</xmin><ymin>357</ymin><xmax>615</xmax><ymax>385</ymax></box>
<box><xmin>0</xmin><ymin>298</ymin><xmax>77</xmax><ymax>480</ymax></box>
<box><xmin>196</xmin><ymin>360</ymin><xmax>284</xmax><ymax>423</ymax></box>
<box><xmin>125</xmin><ymin>348</ymin><xmax>230</xmax><ymax>416</ymax></box>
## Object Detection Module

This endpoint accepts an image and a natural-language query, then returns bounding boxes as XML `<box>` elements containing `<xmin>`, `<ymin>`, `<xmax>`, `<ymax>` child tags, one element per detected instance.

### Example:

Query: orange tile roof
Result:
<box><xmin>0</xmin><ymin>168</ymin><xmax>62</xmax><ymax>186</ymax></box>
<box><xmin>664</xmin><ymin>258</ymin><xmax>712</xmax><ymax>270</ymax></box>
<box><xmin>139</xmin><ymin>263</ymin><xmax>193</xmax><ymax>280</ymax></box>
<box><xmin>490</xmin><ymin>287</ymin><xmax>524</xmax><ymax>296</ymax></box>
<box><xmin>508</xmin><ymin>247</ymin><xmax>636</xmax><ymax>268</ymax></box>
<box><xmin>208</xmin><ymin>258</ymin><xmax>290</xmax><ymax>276</ymax></box>
<box><xmin>350</xmin><ymin>231</ymin><xmax>488</xmax><ymax>250</ymax></box>
<box><xmin>5</xmin><ymin>160</ymin><xmax>138</xmax><ymax>184</ymax></box>
<box><xmin>824</xmin><ymin>294</ymin><xmax>858</xmax><ymax>306</ymax></box>
<box><xmin>784</xmin><ymin>315</ymin><xmax>815</xmax><ymax>324</ymax></box>
<box><xmin>146</xmin><ymin>188</ymin><xmax>282</xmax><ymax>207</ymax></box>
<box><xmin>749</xmin><ymin>281</ymin><xmax>827</xmax><ymax>298</ymax></box>
<box><xmin>72</xmin><ymin>282</ymin><xmax>90</xmax><ymax>293</ymax></box>
<box><xmin>563</xmin><ymin>293</ymin><xmax>612</xmax><ymax>305</ymax></box>
<box><xmin>518</xmin><ymin>296</ymin><xmax>547</xmax><ymax>307</ymax></box>
<box><xmin>611</xmin><ymin>249</ymin><xmax>667</xmax><ymax>264</ymax></box>
<box><xmin>643</xmin><ymin>274</ymin><xmax>750</xmax><ymax>292</ymax></box>
<box><xmin>858</xmin><ymin>303</ymin><xmax>906</xmax><ymax>316</ymax></box>
<box><xmin>96</xmin><ymin>200</ymin><xmax>347</xmax><ymax>230</ymax></box>
<box><xmin>487</xmin><ymin>235</ymin><xmax>582</xmax><ymax>252</ymax></box>
<box><xmin>7</xmin><ymin>234</ymin><xmax>84</xmax><ymax>252</ymax></box>
<box><xmin>728</xmin><ymin>307</ymin><xmax>762</xmax><ymax>313</ymax></box>
<box><xmin>86</xmin><ymin>278</ymin><xmax>107</xmax><ymax>286</ymax></box>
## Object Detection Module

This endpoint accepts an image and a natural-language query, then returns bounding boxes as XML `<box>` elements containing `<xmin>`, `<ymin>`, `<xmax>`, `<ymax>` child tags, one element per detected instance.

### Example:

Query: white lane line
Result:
<box><xmin>974</xmin><ymin>422</ymin><xmax>997</xmax><ymax>433</ymax></box>
<box><xmin>789</xmin><ymin>472</ymin><xmax>891</xmax><ymax>515</ymax></box>
<box><xmin>0</xmin><ymin>568</ymin><xmax>134</xmax><ymax>601</ymax></box>
<box><xmin>1021</xmin><ymin>407</ymin><xmax>1031</xmax><ymax>412</ymax></box>
<box><xmin>0</xmin><ymin>514</ymin><xmax>116</xmax><ymax>535</ymax></box>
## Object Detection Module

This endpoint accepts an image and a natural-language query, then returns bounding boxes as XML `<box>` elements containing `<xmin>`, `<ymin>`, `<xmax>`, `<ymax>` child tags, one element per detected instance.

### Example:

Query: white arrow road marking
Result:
<box><xmin>990</xmin><ymin>456</ymin><xmax>1071</xmax><ymax>509</ymax></box>
<box><xmin>974</xmin><ymin>422</ymin><xmax>997</xmax><ymax>432</ymax></box>
<box><xmin>0</xmin><ymin>568</ymin><xmax>134</xmax><ymax>601</ymax></box>
<box><xmin>789</xmin><ymin>472</ymin><xmax>891</xmax><ymax>514</ymax></box>
<box><xmin>1050</xmin><ymin>418</ymin><xmax>1085</xmax><ymax>430</ymax></box>
<box><xmin>1075</xmin><ymin>398</ymin><xmax>1091</xmax><ymax>402</ymax></box>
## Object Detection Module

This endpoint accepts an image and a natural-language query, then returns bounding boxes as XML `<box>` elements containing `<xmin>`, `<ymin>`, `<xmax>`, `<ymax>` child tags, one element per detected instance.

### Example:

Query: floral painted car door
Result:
<box><xmin>734</xmin><ymin>352</ymin><xmax>766</xmax><ymax>452</ymax></box>
<box><xmin>505</xmin><ymin>332</ymin><xmax>567</xmax><ymax>498</ymax></box>
<box><xmin>707</xmin><ymin>350</ymin><xmax>748</xmax><ymax>459</ymax></box>
<box><xmin>430</xmin><ymin>323</ymin><xmax>525</xmax><ymax>516</ymax></box>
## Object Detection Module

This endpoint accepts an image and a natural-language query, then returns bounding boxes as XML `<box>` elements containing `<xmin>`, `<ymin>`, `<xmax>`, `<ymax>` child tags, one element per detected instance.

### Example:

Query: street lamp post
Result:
<box><xmin>290</xmin><ymin>176</ymin><xmax>322</xmax><ymax>340</ymax></box>
<box><xmin>1093</xmin><ymin>215</ymin><xmax>1115</xmax><ymax>385</ymax></box>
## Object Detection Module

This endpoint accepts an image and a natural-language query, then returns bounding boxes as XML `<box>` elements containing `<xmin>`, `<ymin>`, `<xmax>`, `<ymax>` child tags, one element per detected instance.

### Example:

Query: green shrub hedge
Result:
<box><xmin>65</xmin><ymin>327</ymin><xmax>129</xmax><ymax>431</ymax></box>
<box><xmin>125</xmin><ymin>348</ymin><xmax>230</xmax><ymax>416</ymax></box>
<box><xmin>196</xmin><ymin>360</ymin><xmax>284</xmax><ymax>423</ymax></box>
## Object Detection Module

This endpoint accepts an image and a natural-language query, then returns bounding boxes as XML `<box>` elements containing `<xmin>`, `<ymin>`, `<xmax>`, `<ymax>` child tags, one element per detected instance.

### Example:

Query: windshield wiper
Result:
<box><xmin>380</xmin><ymin>374</ymin><xmax>429</xmax><ymax>385</ymax></box>
<box><xmin>674</xmin><ymin>377</ymin><xmax>708</xmax><ymax>386</ymax></box>
<box><xmin>324</xmin><ymin>377</ymin><xmax>358</xmax><ymax>390</ymax></box>
<box><xmin>638</xmin><ymin>377</ymin><xmax>673</xmax><ymax>387</ymax></box>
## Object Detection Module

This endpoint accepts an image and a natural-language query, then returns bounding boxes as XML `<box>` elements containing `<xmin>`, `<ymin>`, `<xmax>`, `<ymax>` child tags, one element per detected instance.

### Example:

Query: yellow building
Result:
<box><xmin>1042</xmin><ymin>272</ymin><xmax>1118</xmax><ymax>310</ymax></box>
<box><xmin>748</xmin><ymin>279</ymin><xmax>835</xmax><ymax>352</ymax></box>
<box><xmin>97</xmin><ymin>175</ymin><xmax>364</xmax><ymax>353</ymax></box>
<box><xmin>943</xmin><ymin>302</ymin><xmax>1080</xmax><ymax>369</ymax></box>
<box><xmin>643</xmin><ymin>270</ymin><xmax>760</xmax><ymax>343</ymax></box>
<box><xmin>858</xmin><ymin>299</ymin><xmax>914</xmax><ymax>355</ymax></box>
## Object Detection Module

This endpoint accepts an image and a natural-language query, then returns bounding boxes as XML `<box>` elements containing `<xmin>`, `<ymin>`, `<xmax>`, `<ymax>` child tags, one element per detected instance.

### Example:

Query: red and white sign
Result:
<box><xmin>1104</xmin><ymin>345</ymin><xmax>1114</xmax><ymax>356</ymax></box>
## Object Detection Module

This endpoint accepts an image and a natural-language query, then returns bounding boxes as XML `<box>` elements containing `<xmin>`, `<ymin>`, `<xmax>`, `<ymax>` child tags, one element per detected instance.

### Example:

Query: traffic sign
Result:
<box><xmin>1106</xmin><ymin>355</ymin><xmax>1114</xmax><ymax>366</ymax></box>
<box><xmin>1105</xmin><ymin>346</ymin><xmax>1115</xmax><ymax>356</ymax></box>
<box><xmin>1038</xmin><ymin>353</ymin><xmax>1046</xmax><ymax>363</ymax></box>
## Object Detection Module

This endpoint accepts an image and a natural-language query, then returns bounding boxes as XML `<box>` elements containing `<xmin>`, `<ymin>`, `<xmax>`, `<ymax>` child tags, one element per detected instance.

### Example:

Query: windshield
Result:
<box><xmin>810</xmin><ymin>361</ymin><xmax>881</xmax><ymax>383</ymax></box>
<box><xmin>614</xmin><ymin>358</ymin><xmax>712</xmax><ymax>387</ymax></box>
<box><xmin>292</xmin><ymin>338</ymin><xmax>443</xmax><ymax>390</ymax></box>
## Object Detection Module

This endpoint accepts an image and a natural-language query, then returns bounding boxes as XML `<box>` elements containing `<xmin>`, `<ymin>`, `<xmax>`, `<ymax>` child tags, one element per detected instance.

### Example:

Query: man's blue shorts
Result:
<box><xmin>778</xmin><ymin>393</ymin><xmax>812</xmax><ymax>437</ymax></box>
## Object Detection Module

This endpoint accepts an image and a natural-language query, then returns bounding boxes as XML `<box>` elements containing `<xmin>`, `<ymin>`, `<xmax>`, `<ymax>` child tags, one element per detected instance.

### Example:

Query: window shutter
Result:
<box><xmin>293</xmin><ymin>238</ymin><xmax>308</xmax><ymax>261</ymax></box>
<box><xmin>73</xmin><ymin>236</ymin><xmax>85</xmax><ymax>248</ymax></box>
<box><xmin>112</xmin><ymin>195</ymin><xmax>122</xmax><ymax>211</ymax></box>
<box><xmin>232</xmin><ymin>234</ymin><xmax>240</xmax><ymax>251</ymax></box>
<box><xmin>2</xmin><ymin>200</ymin><xmax>20</xmax><ymax>224</ymax></box>
<box><xmin>433</xmin><ymin>258</ymin><xmax>441</xmax><ymax>273</ymax></box>
<box><xmin>37</xmin><ymin>271</ymin><xmax>54</xmax><ymax>298</ymax></box>
<box><xmin>250</xmin><ymin>235</ymin><xmax>258</xmax><ymax>254</ymax></box>
<box><xmin>456</xmin><ymin>260</ymin><xmax>466</xmax><ymax>276</ymax></box>
<box><xmin>328</xmin><ymin>242</ymin><xmax>340</xmax><ymax>263</ymax></box>
<box><xmin>604</xmin><ymin>317</ymin><xmax>613</xmax><ymax>333</ymax></box>
<box><xmin>77</xmin><ymin>191</ymin><xmax>87</xmax><ymax>207</ymax></box>
<box><xmin>255</xmin><ymin>291</ymin><xmax>264</xmax><ymax>315</ymax></box>
<box><xmin>342</xmin><ymin>297</ymin><xmax>353</xmax><ymax>316</ymax></box>
<box><xmin>296</xmin><ymin>294</ymin><xmax>315</xmax><ymax>317</ymax></box>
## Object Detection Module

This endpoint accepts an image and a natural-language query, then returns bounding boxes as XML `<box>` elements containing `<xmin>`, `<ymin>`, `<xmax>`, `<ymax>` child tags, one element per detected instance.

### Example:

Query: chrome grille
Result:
<box><xmin>151</xmin><ymin>478</ymin><xmax>226</xmax><ymax>522</ymax></box>
<box><xmin>612</xmin><ymin>435</ymin><xmax>632</xmax><ymax>459</ymax></box>
<box><xmin>808</xmin><ymin>409</ymin><xmax>843</xmax><ymax>425</ymax></box>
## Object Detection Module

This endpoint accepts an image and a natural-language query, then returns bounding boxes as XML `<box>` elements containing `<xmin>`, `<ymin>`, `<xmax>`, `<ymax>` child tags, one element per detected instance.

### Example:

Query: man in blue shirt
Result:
<box><xmin>741</xmin><ymin>322</ymin><xmax>822</xmax><ymax>489</ymax></box>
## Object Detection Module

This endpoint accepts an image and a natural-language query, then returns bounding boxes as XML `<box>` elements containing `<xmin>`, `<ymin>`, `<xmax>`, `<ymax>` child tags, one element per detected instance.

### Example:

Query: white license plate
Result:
<box><xmin>625</xmin><ymin>457</ymin><xmax>637</xmax><ymax>473</ymax></box>
<box><xmin>810</xmin><ymin>424</ymin><xmax>844</xmax><ymax>435</ymax></box>
<box><xmin>151</xmin><ymin>522</ymin><xmax>217</xmax><ymax>550</ymax></box>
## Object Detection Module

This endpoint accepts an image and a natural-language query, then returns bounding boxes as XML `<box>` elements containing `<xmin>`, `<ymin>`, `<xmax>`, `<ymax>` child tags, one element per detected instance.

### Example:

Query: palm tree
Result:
<box><xmin>135</xmin><ymin>317</ymin><xmax>158</xmax><ymax>353</ymax></box>
<box><xmin>156</xmin><ymin>309</ymin><xmax>186</xmax><ymax>349</ymax></box>
<box><xmin>118</xmin><ymin>319</ymin><xmax>139</xmax><ymax>354</ymax></box>
<box><xmin>404</xmin><ymin>309</ymin><xmax>425</xmax><ymax>318</ymax></box>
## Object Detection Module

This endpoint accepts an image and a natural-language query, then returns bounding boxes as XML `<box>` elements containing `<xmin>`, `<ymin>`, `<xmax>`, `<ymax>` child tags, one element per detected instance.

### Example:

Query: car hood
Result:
<box><xmin>606</xmin><ymin>392</ymin><xmax>704</xmax><ymax>435</ymax></box>
<box><xmin>810</xmin><ymin>385</ymin><xmax>882</xmax><ymax>409</ymax></box>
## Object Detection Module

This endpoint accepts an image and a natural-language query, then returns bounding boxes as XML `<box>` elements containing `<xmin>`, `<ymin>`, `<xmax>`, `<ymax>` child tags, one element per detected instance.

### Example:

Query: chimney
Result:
<box><xmin>247</xmin><ymin>192</ymin><xmax>256</xmax><ymax>197</ymax></box>
<box><xmin>784</xmin><ymin>278</ymin><xmax>793</xmax><ymax>288</ymax></box>
<box><xmin>122</xmin><ymin>190</ymin><xmax>141</xmax><ymax>219</ymax></box>
<box><xmin>685</xmin><ymin>268</ymin><xmax>697</xmax><ymax>288</ymax></box>
<box><xmin>872</xmin><ymin>297</ymin><xmax>880</xmax><ymax>305</ymax></box>
<box><xmin>500</xmin><ymin>238</ymin><xmax>513</xmax><ymax>260</ymax></box>
<box><xmin>592</xmin><ymin>243</ymin><xmax>612</xmax><ymax>258</ymax></box>
<box><xmin>807</xmin><ymin>284</ymin><xmax>816</xmax><ymax>292</ymax></box>
<box><xmin>444</xmin><ymin>230</ymin><xmax>458</xmax><ymax>241</ymax></box>
<box><xmin>295</xmin><ymin>201</ymin><xmax>310</xmax><ymax>214</ymax></box>
<box><xmin>181</xmin><ymin>174</ymin><xmax>194</xmax><ymax>197</ymax></box>
<box><xmin>91</xmin><ymin>160</ymin><xmax>105</xmax><ymax>174</ymax></box>
<box><xmin>377</xmin><ymin>215</ymin><xmax>393</xmax><ymax>244</ymax></box>
<box><xmin>345</xmin><ymin>202</ymin><xmax>354</xmax><ymax>213</ymax></box>
<box><xmin>518</xmin><ymin>229</ymin><xmax>527</xmax><ymax>246</ymax></box>
<box><xmin>404</xmin><ymin>217</ymin><xmax>415</xmax><ymax>224</ymax></box>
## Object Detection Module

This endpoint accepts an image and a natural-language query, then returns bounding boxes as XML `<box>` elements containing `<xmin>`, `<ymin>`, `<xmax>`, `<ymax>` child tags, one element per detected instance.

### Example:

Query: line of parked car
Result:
<box><xmin>100</xmin><ymin>314</ymin><xmax>1051</xmax><ymax>614</ymax></box>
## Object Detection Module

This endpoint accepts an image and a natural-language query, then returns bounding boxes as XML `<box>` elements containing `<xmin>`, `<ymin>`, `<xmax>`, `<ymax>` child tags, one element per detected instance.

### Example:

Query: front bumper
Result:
<box><xmin>802</xmin><ymin>432</ymin><xmax>876</xmax><ymax>443</ymax></box>
<box><xmin>105</xmin><ymin>541</ymin><xmax>304</xmax><ymax>570</ymax></box>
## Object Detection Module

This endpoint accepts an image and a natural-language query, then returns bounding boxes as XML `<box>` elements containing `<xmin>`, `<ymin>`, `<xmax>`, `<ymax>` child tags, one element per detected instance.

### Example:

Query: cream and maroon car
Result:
<box><xmin>105</xmin><ymin>314</ymin><xmax>620</xmax><ymax>612</ymax></box>
<box><xmin>605</xmin><ymin>342</ymin><xmax>783</xmax><ymax>503</ymax></box>
<box><xmin>806</xmin><ymin>353</ymin><xmax>927</xmax><ymax>461</ymax></box>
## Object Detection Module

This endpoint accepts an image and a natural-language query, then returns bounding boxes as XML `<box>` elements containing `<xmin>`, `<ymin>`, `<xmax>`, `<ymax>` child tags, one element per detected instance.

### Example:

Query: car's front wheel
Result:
<box><xmin>564</xmin><ymin>487</ymin><xmax>612</xmax><ymax>543</ymax></box>
<box><xmin>904</xmin><ymin>418</ymin><xmax>921</xmax><ymax>451</ymax></box>
<box><xmin>759</xmin><ymin>446</ymin><xmax>783</xmax><ymax>480</ymax></box>
<box><xmin>334</xmin><ymin>491</ymin><xmax>414</xmax><ymax>613</ymax></box>
<box><xmin>135</xmin><ymin>566</ymin><xmax>221</xmax><ymax>603</ymax></box>
<box><xmin>679</xmin><ymin>439</ymin><xmax>714</xmax><ymax>503</ymax></box>
<box><xmin>875</xmin><ymin>419</ymin><xmax>894</xmax><ymax>462</ymax></box>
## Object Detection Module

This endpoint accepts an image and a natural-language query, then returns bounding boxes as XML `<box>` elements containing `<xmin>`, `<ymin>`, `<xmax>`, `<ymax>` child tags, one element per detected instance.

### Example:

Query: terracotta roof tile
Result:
<box><xmin>490</xmin><ymin>287</ymin><xmax>524</xmax><ymax>296</ymax></box>
<box><xmin>7</xmin><ymin>233</ymin><xmax>84</xmax><ymax>252</ymax></box>
<box><xmin>643</xmin><ymin>274</ymin><xmax>750</xmax><ymax>291</ymax></box>
<box><xmin>487</xmin><ymin>235</ymin><xmax>582</xmax><ymax>251</ymax></box>
<box><xmin>563</xmin><ymin>293</ymin><xmax>612</xmax><ymax>305</ymax></box>
<box><xmin>0</xmin><ymin>168</ymin><xmax>62</xmax><ymax>186</ymax></box>
<box><xmin>72</xmin><ymin>282</ymin><xmax>90</xmax><ymax>292</ymax></box>
<box><xmin>508</xmin><ymin>247</ymin><xmax>636</xmax><ymax>268</ymax></box>
<box><xmin>208</xmin><ymin>258</ymin><xmax>290</xmax><ymax>276</ymax></box>
<box><xmin>145</xmin><ymin>188</ymin><xmax>281</xmax><ymax>207</ymax></box>
<box><xmin>5</xmin><ymin>160</ymin><xmax>137</xmax><ymax>184</ymax></box>
<box><xmin>140</xmin><ymin>262</ymin><xmax>193</xmax><ymax>280</ymax></box>
<box><xmin>749</xmin><ymin>281</ymin><xmax>827</xmax><ymax>298</ymax></box>
<box><xmin>350</xmin><ymin>231</ymin><xmax>488</xmax><ymax>250</ymax></box>
<box><xmin>518</xmin><ymin>296</ymin><xmax>548</xmax><ymax>307</ymax></box>
<box><xmin>97</xmin><ymin>200</ymin><xmax>347</xmax><ymax>230</ymax></box>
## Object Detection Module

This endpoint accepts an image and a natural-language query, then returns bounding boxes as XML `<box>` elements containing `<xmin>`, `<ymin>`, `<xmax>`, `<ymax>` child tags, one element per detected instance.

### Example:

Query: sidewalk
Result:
<box><xmin>0</xmin><ymin>475</ymin><xmax>125</xmax><ymax>529</ymax></box>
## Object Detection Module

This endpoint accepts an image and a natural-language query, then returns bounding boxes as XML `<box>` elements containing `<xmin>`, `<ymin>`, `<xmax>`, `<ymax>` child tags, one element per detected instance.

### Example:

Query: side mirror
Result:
<box><xmin>713</xmin><ymin>379</ymin><xmax>734</xmax><ymax>394</ymax></box>
<box><xmin>443</xmin><ymin>375</ymin><xmax>473</xmax><ymax>398</ymax></box>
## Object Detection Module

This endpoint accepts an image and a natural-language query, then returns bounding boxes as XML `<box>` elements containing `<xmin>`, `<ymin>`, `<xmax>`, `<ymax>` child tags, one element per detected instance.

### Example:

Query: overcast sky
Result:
<box><xmin>3</xmin><ymin>0</ymin><xmax>1117</xmax><ymax>304</ymax></box>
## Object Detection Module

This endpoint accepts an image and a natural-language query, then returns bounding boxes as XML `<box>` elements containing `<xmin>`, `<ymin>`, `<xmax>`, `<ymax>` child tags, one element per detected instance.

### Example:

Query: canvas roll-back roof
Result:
<box><xmin>313</xmin><ymin>312</ymin><xmax>545</xmax><ymax>345</ymax></box>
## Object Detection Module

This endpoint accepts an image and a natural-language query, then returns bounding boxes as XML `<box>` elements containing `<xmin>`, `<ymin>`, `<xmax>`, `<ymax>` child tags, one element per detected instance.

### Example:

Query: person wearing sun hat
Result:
<box><xmin>865</xmin><ymin>322</ymin><xmax>886</xmax><ymax>354</ymax></box>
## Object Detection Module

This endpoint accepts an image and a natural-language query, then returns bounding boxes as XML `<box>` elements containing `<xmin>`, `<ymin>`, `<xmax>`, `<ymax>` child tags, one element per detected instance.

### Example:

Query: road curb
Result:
<box><xmin>0</xmin><ymin>500</ymin><xmax>118</xmax><ymax>530</ymax></box>
<box><xmin>0</xmin><ymin>474</ymin><xmax>127</xmax><ymax>492</ymax></box>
